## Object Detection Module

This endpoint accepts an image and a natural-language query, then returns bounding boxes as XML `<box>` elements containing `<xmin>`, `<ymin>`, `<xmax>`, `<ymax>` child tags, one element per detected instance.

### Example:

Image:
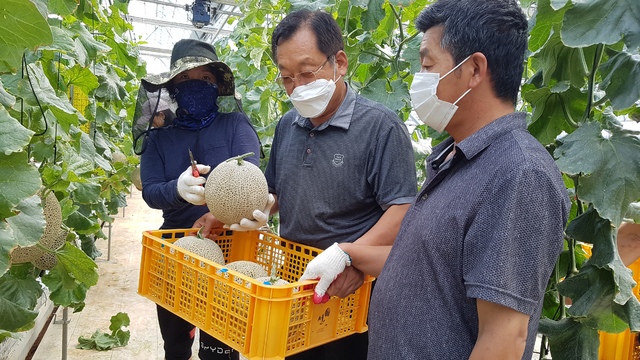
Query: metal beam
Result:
<box><xmin>127</xmin><ymin>15</ymin><xmax>233</xmax><ymax>36</ymax></box>
<box><xmin>130</xmin><ymin>0</ymin><xmax>242</xmax><ymax>16</ymax></box>
<box><xmin>139</xmin><ymin>45</ymin><xmax>173</xmax><ymax>57</ymax></box>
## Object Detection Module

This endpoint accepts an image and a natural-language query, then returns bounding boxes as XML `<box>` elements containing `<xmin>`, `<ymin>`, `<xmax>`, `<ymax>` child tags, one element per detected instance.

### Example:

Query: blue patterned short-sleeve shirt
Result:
<box><xmin>368</xmin><ymin>112</ymin><xmax>570</xmax><ymax>360</ymax></box>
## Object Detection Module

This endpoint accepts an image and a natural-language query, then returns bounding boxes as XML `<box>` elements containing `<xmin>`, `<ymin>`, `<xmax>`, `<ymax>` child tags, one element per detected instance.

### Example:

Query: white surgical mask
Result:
<box><xmin>288</xmin><ymin>79</ymin><xmax>336</xmax><ymax>118</ymax></box>
<box><xmin>410</xmin><ymin>55</ymin><xmax>472</xmax><ymax>132</ymax></box>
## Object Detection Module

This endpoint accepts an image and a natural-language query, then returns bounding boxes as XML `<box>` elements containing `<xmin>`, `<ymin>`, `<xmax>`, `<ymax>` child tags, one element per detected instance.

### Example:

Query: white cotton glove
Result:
<box><xmin>224</xmin><ymin>194</ymin><xmax>275</xmax><ymax>231</ymax></box>
<box><xmin>299</xmin><ymin>242</ymin><xmax>352</xmax><ymax>304</ymax></box>
<box><xmin>176</xmin><ymin>164</ymin><xmax>210</xmax><ymax>205</ymax></box>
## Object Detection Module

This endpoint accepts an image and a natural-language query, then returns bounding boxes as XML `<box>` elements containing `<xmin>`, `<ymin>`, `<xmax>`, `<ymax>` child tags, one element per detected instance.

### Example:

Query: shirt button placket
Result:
<box><xmin>303</xmin><ymin>132</ymin><xmax>314</xmax><ymax>165</ymax></box>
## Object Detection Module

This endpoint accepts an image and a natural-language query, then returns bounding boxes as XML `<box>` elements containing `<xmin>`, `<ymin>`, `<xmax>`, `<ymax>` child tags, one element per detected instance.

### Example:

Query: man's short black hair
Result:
<box><xmin>271</xmin><ymin>9</ymin><xmax>344</xmax><ymax>63</ymax></box>
<box><xmin>416</xmin><ymin>0</ymin><xmax>528</xmax><ymax>105</ymax></box>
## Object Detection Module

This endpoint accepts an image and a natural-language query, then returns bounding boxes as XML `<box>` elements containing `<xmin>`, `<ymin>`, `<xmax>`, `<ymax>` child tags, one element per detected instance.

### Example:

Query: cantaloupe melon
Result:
<box><xmin>204</xmin><ymin>152</ymin><xmax>269</xmax><ymax>225</ymax></box>
<box><xmin>173</xmin><ymin>235</ymin><xmax>225</xmax><ymax>264</ymax></box>
<box><xmin>255</xmin><ymin>276</ymin><xmax>290</xmax><ymax>286</ymax></box>
<box><xmin>10</xmin><ymin>190</ymin><xmax>65</xmax><ymax>266</ymax></box>
<box><xmin>40</xmin><ymin>191</ymin><xmax>64</xmax><ymax>250</ymax></box>
<box><xmin>225</xmin><ymin>260</ymin><xmax>268</xmax><ymax>279</ymax></box>
<box><xmin>112</xmin><ymin>151</ymin><xmax>127</xmax><ymax>163</ymax></box>
<box><xmin>131</xmin><ymin>167</ymin><xmax>143</xmax><ymax>191</ymax></box>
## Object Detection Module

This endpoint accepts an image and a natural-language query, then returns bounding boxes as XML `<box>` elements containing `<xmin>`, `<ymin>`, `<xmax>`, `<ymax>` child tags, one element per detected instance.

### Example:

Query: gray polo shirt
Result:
<box><xmin>368</xmin><ymin>112</ymin><xmax>570</xmax><ymax>359</ymax></box>
<box><xmin>265</xmin><ymin>85</ymin><xmax>417</xmax><ymax>249</ymax></box>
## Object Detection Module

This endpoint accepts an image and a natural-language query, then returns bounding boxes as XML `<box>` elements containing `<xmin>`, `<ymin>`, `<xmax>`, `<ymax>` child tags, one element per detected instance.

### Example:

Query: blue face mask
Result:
<box><xmin>172</xmin><ymin>80</ymin><xmax>219</xmax><ymax>129</ymax></box>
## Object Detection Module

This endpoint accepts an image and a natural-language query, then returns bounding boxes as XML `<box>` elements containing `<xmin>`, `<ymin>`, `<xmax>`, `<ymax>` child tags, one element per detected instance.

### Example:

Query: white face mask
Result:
<box><xmin>409</xmin><ymin>55</ymin><xmax>472</xmax><ymax>133</ymax></box>
<box><xmin>288</xmin><ymin>79</ymin><xmax>337</xmax><ymax>118</ymax></box>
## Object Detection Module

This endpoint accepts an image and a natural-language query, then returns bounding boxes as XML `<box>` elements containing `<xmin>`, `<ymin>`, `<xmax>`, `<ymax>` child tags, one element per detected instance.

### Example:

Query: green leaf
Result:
<box><xmin>4</xmin><ymin>195</ymin><xmax>46</xmax><ymax>249</ymax></box>
<box><xmin>529</xmin><ymin>0</ymin><xmax>567</xmax><ymax>53</ymax></box>
<box><xmin>360</xmin><ymin>78</ymin><xmax>405</xmax><ymax>114</ymax></box>
<box><xmin>561</xmin><ymin>0</ymin><xmax>640</xmax><ymax>49</ymax></box>
<box><xmin>56</xmin><ymin>242</ymin><xmax>98</xmax><ymax>287</ymax></box>
<box><xmin>361</xmin><ymin>0</ymin><xmax>386</xmax><ymax>32</ymax></box>
<box><xmin>0</xmin><ymin>107</ymin><xmax>34</xmax><ymax>155</ymax></box>
<box><xmin>94</xmin><ymin>66</ymin><xmax>127</xmax><ymax>102</ymax></box>
<box><xmin>531</xmin><ymin>31</ymin><xmax>589</xmax><ymax>88</ymax></box>
<box><xmin>41</xmin><ymin>26</ymin><xmax>77</xmax><ymax>55</ymax></box>
<box><xmin>72</xmin><ymin>182</ymin><xmax>102</xmax><ymax>204</ymax></box>
<box><xmin>554</xmin><ymin>118</ymin><xmax>640</xmax><ymax>226</ymax></box>
<box><xmin>41</xmin><ymin>244</ymin><xmax>95</xmax><ymax>310</ymax></box>
<box><xmin>599</xmin><ymin>50</ymin><xmax>640</xmax><ymax>111</ymax></box>
<box><xmin>48</xmin><ymin>0</ymin><xmax>78</xmax><ymax>16</ymax></box>
<box><xmin>1</xmin><ymin>63</ymin><xmax>76</xmax><ymax>114</ymax></box>
<box><xmin>524</xmin><ymin>83</ymin><xmax>585</xmax><ymax>145</ymax></box>
<box><xmin>626</xmin><ymin>202</ymin><xmax>640</xmax><ymax>222</ymax></box>
<box><xmin>76</xmin><ymin>312</ymin><xmax>130</xmax><ymax>350</ymax></box>
<box><xmin>66</xmin><ymin>210</ymin><xmax>96</xmax><ymax>233</ymax></box>
<box><xmin>104</xmin><ymin>33</ymin><xmax>139</xmax><ymax>72</ymax></box>
<box><xmin>0</xmin><ymin>80</ymin><xmax>17</xmax><ymax>108</ymax></box>
<box><xmin>68</xmin><ymin>22</ymin><xmax>111</xmax><ymax>61</ymax></box>
<box><xmin>0</xmin><ymin>266</ymin><xmax>44</xmax><ymax>310</ymax></box>
<box><xmin>0</xmin><ymin>295</ymin><xmax>37</xmax><ymax>332</ymax></box>
<box><xmin>62</xmin><ymin>65</ymin><xmax>100</xmax><ymax>95</ymax></box>
<box><xmin>559</xmin><ymin>264</ymin><xmax>635</xmax><ymax>333</ymax></box>
<box><xmin>42</xmin><ymin>265</ymin><xmax>87</xmax><ymax>311</ymax></box>
<box><xmin>539</xmin><ymin>317</ymin><xmax>599</xmax><ymax>360</ymax></box>
<box><xmin>0</xmin><ymin>152</ymin><xmax>42</xmax><ymax>220</ymax></box>
<box><xmin>0</xmin><ymin>0</ymin><xmax>53</xmax><ymax>71</ymax></box>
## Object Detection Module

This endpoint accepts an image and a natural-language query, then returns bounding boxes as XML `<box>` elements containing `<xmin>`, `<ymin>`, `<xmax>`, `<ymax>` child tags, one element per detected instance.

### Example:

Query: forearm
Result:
<box><xmin>470</xmin><ymin>299</ymin><xmax>529</xmax><ymax>360</ymax></box>
<box><xmin>354</xmin><ymin>203</ymin><xmax>409</xmax><ymax>246</ymax></box>
<box><xmin>339</xmin><ymin>243</ymin><xmax>391</xmax><ymax>277</ymax></box>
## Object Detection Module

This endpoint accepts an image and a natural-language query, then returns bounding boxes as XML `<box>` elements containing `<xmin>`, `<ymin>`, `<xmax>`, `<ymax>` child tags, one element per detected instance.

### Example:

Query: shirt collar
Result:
<box><xmin>292</xmin><ymin>83</ymin><xmax>356</xmax><ymax>131</ymax></box>
<box><xmin>429</xmin><ymin>112</ymin><xmax>527</xmax><ymax>162</ymax></box>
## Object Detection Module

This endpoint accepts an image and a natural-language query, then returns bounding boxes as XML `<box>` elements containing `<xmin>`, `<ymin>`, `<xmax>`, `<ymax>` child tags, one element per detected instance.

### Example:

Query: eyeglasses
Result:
<box><xmin>276</xmin><ymin>56</ymin><xmax>331</xmax><ymax>89</ymax></box>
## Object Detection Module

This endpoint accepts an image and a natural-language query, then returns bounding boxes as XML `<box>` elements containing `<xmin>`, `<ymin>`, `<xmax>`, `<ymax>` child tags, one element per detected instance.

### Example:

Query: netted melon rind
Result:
<box><xmin>225</xmin><ymin>260</ymin><xmax>268</xmax><ymax>279</ymax></box>
<box><xmin>32</xmin><ymin>251</ymin><xmax>58</xmax><ymax>270</ymax></box>
<box><xmin>131</xmin><ymin>167</ymin><xmax>143</xmax><ymax>191</ymax></box>
<box><xmin>112</xmin><ymin>151</ymin><xmax>127</xmax><ymax>163</ymax></box>
<box><xmin>204</xmin><ymin>157</ymin><xmax>269</xmax><ymax>225</ymax></box>
<box><xmin>10</xmin><ymin>246</ymin><xmax>40</xmax><ymax>264</ymax></box>
<box><xmin>255</xmin><ymin>276</ymin><xmax>290</xmax><ymax>286</ymax></box>
<box><xmin>173</xmin><ymin>236</ymin><xmax>225</xmax><ymax>264</ymax></box>
<box><xmin>39</xmin><ymin>190</ymin><xmax>64</xmax><ymax>250</ymax></box>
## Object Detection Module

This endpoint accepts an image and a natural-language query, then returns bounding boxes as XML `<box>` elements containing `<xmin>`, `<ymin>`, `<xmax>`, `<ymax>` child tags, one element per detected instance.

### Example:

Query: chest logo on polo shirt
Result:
<box><xmin>332</xmin><ymin>154</ymin><xmax>344</xmax><ymax>167</ymax></box>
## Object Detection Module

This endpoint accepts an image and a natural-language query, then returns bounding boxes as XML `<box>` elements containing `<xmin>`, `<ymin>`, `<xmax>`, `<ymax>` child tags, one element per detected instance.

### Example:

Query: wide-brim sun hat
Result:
<box><xmin>141</xmin><ymin>39</ymin><xmax>235</xmax><ymax>96</ymax></box>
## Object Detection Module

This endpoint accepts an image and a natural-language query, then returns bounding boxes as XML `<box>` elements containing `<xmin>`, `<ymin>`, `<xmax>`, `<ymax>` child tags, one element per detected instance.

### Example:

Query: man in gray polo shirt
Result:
<box><xmin>196</xmin><ymin>8</ymin><xmax>417</xmax><ymax>360</ymax></box>
<box><xmin>302</xmin><ymin>1</ymin><xmax>570</xmax><ymax>359</ymax></box>
<box><xmin>268</xmin><ymin>9</ymin><xmax>417</xmax><ymax>360</ymax></box>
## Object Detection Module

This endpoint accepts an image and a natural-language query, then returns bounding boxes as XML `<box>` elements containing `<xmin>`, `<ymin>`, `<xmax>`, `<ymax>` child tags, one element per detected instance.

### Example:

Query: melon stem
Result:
<box><xmin>226</xmin><ymin>152</ymin><xmax>254</xmax><ymax>165</ymax></box>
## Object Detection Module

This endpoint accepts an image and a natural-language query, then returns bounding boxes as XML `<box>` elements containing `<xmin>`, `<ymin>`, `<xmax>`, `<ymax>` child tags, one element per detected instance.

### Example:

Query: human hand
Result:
<box><xmin>299</xmin><ymin>243</ymin><xmax>352</xmax><ymax>304</ymax></box>
<box><xmin>191</xmin><ymin>213</ymin><xmax>224</xmax><ymax>239</ymax></box>
<box><xmin>176</xmin><ymin>164</ymin><xmax>210</xmax><ymax>205</ymax></box>
<box><xmin>224</xmin><ymin>194</ymin><xmax>275</xmax><ymax>231</ymax></box>
<box><xmin>326</xmin><ymin>266</ymin><xmax>365</xmax><ymax>299</ymax></box>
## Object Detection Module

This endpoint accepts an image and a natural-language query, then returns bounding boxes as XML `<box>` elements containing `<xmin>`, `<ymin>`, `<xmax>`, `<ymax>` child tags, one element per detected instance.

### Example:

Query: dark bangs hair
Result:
<box><xmin>271</xmin><ymin>9</ymin><xmax>344</xmax><ymax>63</ymax></box>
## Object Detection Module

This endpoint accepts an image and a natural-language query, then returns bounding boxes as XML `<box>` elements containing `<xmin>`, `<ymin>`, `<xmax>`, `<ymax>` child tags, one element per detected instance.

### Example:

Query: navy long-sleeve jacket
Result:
<box><xmin>140</xmin><ymin>112</ymin><xmax>261</xmax><ymax>229</ymax></box>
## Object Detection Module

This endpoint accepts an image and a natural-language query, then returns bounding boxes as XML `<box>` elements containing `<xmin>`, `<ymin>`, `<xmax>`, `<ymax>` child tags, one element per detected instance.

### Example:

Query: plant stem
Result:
<box><xmin>581</xmin><ymin>44</ymin><xmax>604</xmax><ymax>123</ymax></box>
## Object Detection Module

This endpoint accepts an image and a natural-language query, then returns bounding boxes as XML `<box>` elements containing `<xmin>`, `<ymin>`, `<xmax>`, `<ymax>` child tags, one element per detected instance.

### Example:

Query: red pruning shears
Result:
<box><xmin>188</xmin><ymin>148</ymin><xmax>199</xmax><ymax>177</ymax></box>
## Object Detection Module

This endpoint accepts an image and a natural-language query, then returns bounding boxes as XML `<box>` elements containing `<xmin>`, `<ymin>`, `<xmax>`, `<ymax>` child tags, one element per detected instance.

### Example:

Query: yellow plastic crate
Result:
<box><xmin>137</xmin><ymin>228</ymin><xmax>372</xmax><ymax>360</ymax></box>
<box><xmin>598</xmin><ymin>257</ymin><xmax>640</xmax><ymax>360</ymax></box>
<box><xmin>582</xmin><ymin>243</ymin><xmax>640</xmax><ymax>360</ymax></box>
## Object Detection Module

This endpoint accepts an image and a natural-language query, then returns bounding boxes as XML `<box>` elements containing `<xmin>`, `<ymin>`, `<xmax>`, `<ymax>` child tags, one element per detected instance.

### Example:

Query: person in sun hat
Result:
<box><xmin>138</xmin><ymin>38</ymin><xmax>260</xmax><ymax>360</ymax></box>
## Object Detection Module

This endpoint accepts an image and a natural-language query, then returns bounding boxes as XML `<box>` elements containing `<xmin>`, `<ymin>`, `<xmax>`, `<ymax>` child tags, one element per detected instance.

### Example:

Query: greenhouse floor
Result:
<box><xmin>28</xmin><ymin>188</ymin><xmax>544</xmax><ymax>360</ymax></box>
